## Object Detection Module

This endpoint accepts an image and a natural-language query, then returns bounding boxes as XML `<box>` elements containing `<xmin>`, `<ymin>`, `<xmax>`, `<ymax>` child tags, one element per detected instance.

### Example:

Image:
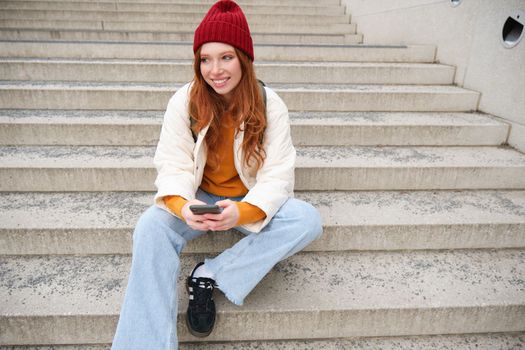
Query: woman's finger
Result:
<box><xmin>188</xmin><ymin>219</ymin><xmax>209</xmax><ymax>231</ymax></box>
<box><xmin>205</xmin><ymin>218</ymin><xmax>235</xmax><ymax>231</ymax></box>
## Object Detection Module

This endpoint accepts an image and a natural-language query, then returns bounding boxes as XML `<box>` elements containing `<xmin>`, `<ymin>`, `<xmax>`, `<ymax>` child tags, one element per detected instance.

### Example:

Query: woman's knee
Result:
<box><xmin>283</xmin><ymin>199</ymin><xmax>323</xmax><ymax>242</ymax></box>
<box><xmin>301</xmin><ymin>201</ymin><xmax>323</xmax><ymax>241</ymax></box>
<box><xmin>134</xmin><ymin>206</ymin><xmax>167</xmax><ymax>240</ymax></box>
<box><xmin>133</xmin><ymin>206</ymin><xmax>186</xmax><ymax>254</ymax></box>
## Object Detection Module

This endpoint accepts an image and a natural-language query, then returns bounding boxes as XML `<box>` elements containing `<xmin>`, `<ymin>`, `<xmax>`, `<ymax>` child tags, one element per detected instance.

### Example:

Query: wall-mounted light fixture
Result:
<box><xmin>501</xmin><ymin>10</ymin><xmax>524</xmax><ymax>49</ymax></box>
<box><xmin>450</xmin><ymin>0</ymin><xmax>462</xmax><ymax>7</ymax></box>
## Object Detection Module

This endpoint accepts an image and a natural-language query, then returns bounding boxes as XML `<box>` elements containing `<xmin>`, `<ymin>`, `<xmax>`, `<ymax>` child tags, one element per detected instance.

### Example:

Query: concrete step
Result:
<box><xmin>0</xmin><ymin>58</ymin><xmax>454</xmax><ymax>84</ymax></box>
<box><xmin>2</xmin><ymin>334</ymin><xmax>525</xmax><ymax>349</ymax></box>
<box><xmin>0</xmin><ymin>19</ymin><xmax>357</xmax><ymax>34</ymax></box>
<box><xmin>0</xmin><ymin>1</ymin><xmax>347</xmax><ymax>15</ymax></box>
<box><xmin>1</xmin><ymin>250</ymin><xmax>524</xmax><ymax>344</ymax></box>
<box><xmin>0</xmin><ymin>29</ymin><xmax>362</xmax><ymax>45</ymax></box>
<box><xmin>1</xmin><ymin>145</ymin><xmax>525</xmax><ymax>191</ymax></box>
<box><xmin>1</xmin><ymin>333</ymin><xmax>525</xmax><ymax>350</ymax></box>
<box><xmin>2</xmin><ymin>190</ymin><xmax>525</xmax><ymax>255</ymax></box>
<box><xmin>0</xmin><ymin>110</ymin><xmax>508</xmax><ymax>146</ymax></box>
<box><xmin>0</xmin><ymin>41</ymin><xmax>436</xmax><ymax>62</ymax></box>
<box><xmin>0</xmin><ymin>10</ymin><xmax>351</xmax><ymax>25</ymax></box>
<box><xmin>0</xmin><ymin>82</ymin><xmax>479</xmax><ymax>111</ymax></box>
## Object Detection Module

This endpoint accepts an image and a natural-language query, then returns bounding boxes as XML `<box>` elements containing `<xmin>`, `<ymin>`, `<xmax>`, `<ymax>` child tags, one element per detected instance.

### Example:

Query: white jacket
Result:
<box><xmin>153</xmin><ymin>82</ymin><xmax>296</xmax><ymax>233</ymax></box>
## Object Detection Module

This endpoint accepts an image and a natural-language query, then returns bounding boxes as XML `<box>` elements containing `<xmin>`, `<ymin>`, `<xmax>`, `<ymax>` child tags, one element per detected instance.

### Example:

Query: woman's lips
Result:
<box><xmin>212</xmin><ymin>77</ymin><xmax>230</xmax><ymax>88</ymax></box>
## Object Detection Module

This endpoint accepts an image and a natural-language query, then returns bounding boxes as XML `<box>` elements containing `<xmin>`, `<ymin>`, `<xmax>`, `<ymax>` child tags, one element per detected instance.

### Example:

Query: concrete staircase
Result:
<box><xmin>1</xmin><ymin>0</ymin><xmax>525</xmax><ymax>348</ymax></box>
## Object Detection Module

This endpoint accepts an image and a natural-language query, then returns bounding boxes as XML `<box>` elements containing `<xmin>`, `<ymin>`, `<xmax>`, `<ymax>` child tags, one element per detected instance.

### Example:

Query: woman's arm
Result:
<box><xmin>153</xmin><ymin>83</ymin><xmax>198</xmax><ymax>211</ymax></box>
<box><xmin>240</xmin><ymin>87</ymin><xmax>296</xmax><ymax>232</ymax></box>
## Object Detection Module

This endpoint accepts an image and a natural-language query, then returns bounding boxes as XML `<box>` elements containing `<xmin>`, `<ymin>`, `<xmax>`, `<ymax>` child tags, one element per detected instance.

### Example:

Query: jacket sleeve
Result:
<box><xmin>153</xmin><ymin>83</ymin><xmax>197</xmax><ymax>212</ymax></box>
<box><xmin>240</xmin><ymin>87</ymin><xmax>296</xmax><ymax>233</ymax></box>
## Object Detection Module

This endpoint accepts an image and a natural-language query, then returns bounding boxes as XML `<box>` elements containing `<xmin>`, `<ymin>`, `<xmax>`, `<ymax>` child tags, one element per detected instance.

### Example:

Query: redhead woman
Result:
<box><xmin>111</xmin><ymin>1</ymin><xmax>323</xmax><ymax>348</ymax></box>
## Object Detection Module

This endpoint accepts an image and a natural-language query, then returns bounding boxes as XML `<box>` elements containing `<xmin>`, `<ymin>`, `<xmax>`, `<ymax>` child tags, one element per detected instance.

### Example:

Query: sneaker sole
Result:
<box><xmin>185</xmin><ymin>312</ymin><xmax>215</xmax><ymax>338</ymax></box>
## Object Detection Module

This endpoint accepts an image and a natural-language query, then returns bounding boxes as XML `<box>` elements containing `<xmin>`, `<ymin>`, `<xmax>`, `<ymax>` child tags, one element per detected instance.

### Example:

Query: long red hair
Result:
<box><xmin>189</xmin><ymin>47</ymin><xmax>266</xmax><ymax>171</ymax></box>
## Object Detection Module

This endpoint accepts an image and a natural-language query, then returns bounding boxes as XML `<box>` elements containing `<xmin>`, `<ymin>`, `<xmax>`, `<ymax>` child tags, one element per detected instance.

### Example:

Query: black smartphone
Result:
<box><xmin>189</xmin><ymin>204</ymin><xmax>223</xmax><ymax>215</ymax></box>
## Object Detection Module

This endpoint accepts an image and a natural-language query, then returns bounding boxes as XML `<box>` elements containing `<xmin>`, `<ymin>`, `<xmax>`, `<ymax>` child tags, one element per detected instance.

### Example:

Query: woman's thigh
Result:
<box><xmin>235</xmin><ymin>197</ymin><xmax>323</xmax><ymax>239</ymax></box>
<box><xmin>134</xmin><ymin>205</ymin><xmax>204</xmax><ymax>251</ymax></box>
<box><xmin>138</xmin><ymin>188</ymin><xmax>221</xmax><ymax>241</ymax></box>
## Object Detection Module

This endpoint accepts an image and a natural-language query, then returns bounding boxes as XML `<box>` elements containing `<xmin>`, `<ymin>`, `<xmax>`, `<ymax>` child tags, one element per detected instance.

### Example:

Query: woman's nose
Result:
<box><xmin>211</xmin><ymin>61</ymin><xmax>223</xmax><ymax>75</ymax></box>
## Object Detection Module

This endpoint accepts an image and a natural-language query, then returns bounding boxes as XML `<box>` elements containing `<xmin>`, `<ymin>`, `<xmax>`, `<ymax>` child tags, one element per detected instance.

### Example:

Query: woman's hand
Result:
<box><xmin>181</xmin><ymin>199</ymin><xmax>213</xmax><ymax>231</ymax></box>
<box><xmin>201</xmin><ymin>199</ymin><xmax>240</xmax><ymax>231</ymax></box>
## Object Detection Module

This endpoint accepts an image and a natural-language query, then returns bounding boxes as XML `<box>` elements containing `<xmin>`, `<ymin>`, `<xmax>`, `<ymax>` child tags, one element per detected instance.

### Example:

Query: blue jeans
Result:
<box><xmin>111</xmin><ymin>189</ymin><xmax>323</xmax><ymax>349</ymax></box>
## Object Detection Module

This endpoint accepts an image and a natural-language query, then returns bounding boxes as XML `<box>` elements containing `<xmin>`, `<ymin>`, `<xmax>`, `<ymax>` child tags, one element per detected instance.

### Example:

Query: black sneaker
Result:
<box><xmin>186</xmin><ymin>262</ymin><xmax>216</xmax><ymax>338</ymax></box>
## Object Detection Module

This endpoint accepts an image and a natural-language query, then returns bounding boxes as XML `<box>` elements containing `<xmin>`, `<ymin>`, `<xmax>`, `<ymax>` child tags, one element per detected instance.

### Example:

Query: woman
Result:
<box><xmin>111</xmin><ymin>1</ymin><xmax>323</xmax><ymax>348</ymax></box>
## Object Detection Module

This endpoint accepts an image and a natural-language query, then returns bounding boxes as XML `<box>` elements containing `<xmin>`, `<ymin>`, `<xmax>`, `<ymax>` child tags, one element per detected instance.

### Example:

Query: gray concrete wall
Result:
<box><xmin>343</xmin><ymin>0</ymin><xmax>525</xmax><ymax>151</ymax></box>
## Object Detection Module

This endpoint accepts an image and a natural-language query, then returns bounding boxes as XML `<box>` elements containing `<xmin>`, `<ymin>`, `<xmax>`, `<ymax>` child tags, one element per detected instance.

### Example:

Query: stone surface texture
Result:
<box><xmin>0</xmin><ymin>0</ymin><xmax>524</xmax><ymax>347</ymax></box>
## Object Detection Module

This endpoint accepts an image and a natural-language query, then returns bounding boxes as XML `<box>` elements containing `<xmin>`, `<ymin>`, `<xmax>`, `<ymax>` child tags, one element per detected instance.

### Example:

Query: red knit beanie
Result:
<box><xmin>193</xmin><ymin>0</ymin><xmax>254</xmax><ymax>61</ymax></box>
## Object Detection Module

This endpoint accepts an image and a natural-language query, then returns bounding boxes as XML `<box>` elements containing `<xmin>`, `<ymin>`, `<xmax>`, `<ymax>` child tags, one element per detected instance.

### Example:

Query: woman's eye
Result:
<box><xmin>223</xmin><ymin>55</ymin><xmax>234</xmax><ymax>60</ymax></box>
<box><xmin>201</xmin><ymin>57</ymin><xmax>208</xmax><ymax>63</ymax></box>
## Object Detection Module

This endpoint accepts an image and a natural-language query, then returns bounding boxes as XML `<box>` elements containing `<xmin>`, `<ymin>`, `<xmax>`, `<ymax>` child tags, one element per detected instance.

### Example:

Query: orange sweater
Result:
<box><xmin>163</xmin><ymin>117</ymin><xmax>266</xmax><ymax>226</ymax></box>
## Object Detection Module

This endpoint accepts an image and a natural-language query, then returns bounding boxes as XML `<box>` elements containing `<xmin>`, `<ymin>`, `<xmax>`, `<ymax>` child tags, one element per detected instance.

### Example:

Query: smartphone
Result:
<box><xmin>189</xmin><ymin>204</ymin><xmax>223</xmax><ymax>215</ymax></box>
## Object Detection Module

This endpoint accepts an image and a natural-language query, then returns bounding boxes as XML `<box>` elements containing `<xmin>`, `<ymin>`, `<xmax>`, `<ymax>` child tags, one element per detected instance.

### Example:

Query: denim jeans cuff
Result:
<box><xmin>204</xmin><ymin>258</ymin><xmax>245</xmax><ymax>306</ymax></box>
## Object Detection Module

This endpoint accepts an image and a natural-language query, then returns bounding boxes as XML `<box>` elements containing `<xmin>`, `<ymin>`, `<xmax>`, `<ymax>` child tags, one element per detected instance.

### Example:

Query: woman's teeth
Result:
<box><xmin>213</xmin><ymin>78</ymin><xmax>228</xmax><ymax>84</ymax></box>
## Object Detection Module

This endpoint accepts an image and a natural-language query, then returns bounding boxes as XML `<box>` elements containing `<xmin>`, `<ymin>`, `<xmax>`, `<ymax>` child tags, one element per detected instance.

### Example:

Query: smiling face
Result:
<box><xmin>199</xmin><ymin>42</ymin><xmax>243</xmax><ymax>101</ymax></box>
